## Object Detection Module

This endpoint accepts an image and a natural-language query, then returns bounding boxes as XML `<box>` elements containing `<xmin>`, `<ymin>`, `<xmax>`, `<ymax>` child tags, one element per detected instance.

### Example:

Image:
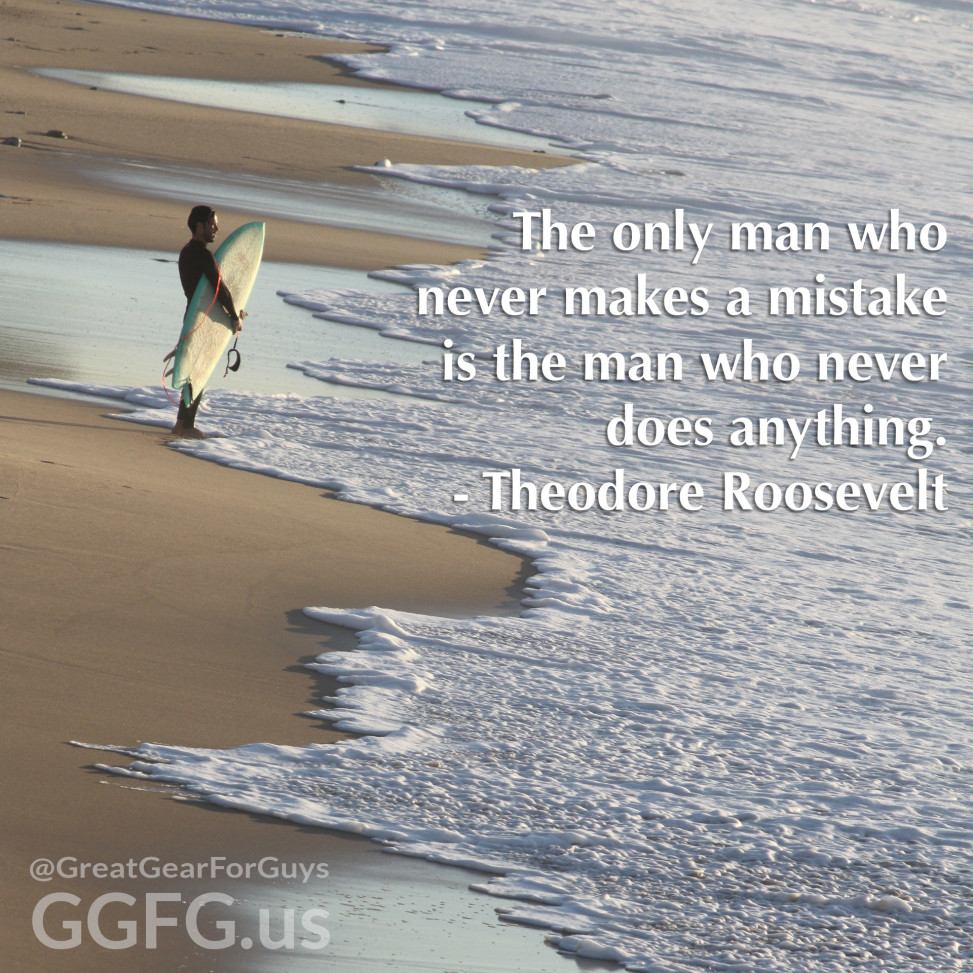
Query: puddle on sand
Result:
<box><xmin>37</xmin><ymin>68</ymin><xmax>562</xmax><ymax>155</ymax></box>
<box><xmin>77</xmin><ymin>157</ymin><xmax>501</xmax><ymax>249</ymax></box>
<box><xmin>0</xmin><ymin>240</ymin><xmax>431</xmax><ymax>403</ymax></box>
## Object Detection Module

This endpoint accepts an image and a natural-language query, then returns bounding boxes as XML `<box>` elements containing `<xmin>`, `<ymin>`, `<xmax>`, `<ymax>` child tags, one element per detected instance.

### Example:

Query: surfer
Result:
<box><xmin>171</xmin><ymin>205</ymin><xmax>246</xmax><ymax>436</ymax></box>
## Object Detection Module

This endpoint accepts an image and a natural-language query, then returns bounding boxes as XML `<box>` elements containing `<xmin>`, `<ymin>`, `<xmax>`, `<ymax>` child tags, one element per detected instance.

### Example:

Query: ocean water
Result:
<box><xmin>77</xmin><ymin>0</ymin><xmax>972</xmax><ymax>969</ymax></box>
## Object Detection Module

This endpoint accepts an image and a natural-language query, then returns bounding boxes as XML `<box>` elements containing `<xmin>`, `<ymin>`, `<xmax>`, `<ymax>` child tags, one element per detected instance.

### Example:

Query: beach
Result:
<box><xmin>0</xmin><ymin>389</ymin><xmax>558</xmax><ymax>972</ymax></box>
<box><xmin>0</xmin><ymin>1</ymin><xmax>568</xmax><ymax>969</ymax></box>
<box><xmin>0</xmin><ymin>0</ymin><xmax>561</xmax><ymax>266</ymax></box>
<box><xmin>4</xmin><ymin>0</ymin><xmax>970</xmax><ymax>969</ymax></box>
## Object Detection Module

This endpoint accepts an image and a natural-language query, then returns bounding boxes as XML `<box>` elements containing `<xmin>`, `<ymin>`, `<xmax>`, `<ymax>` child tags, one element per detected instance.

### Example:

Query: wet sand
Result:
<box><xmin>0</xmin><ymin>0</ymin><xmax>564</xmax><ymax>268</ymax></box>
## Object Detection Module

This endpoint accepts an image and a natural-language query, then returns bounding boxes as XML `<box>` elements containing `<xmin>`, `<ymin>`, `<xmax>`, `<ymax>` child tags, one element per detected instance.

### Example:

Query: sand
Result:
<box><xmin>0</xmin><ymin>0</ymin><xmax>566</xmax><ymax>268</ymax></box>
<box><xmin>0</xmin><ymin>1</ymin><xmax>572</xmax><ymax>969</ymax></box>
<box><xmin>0</xmin><ymin>390</ymin><xmax>536</xmax><ymax>972</ymax></box>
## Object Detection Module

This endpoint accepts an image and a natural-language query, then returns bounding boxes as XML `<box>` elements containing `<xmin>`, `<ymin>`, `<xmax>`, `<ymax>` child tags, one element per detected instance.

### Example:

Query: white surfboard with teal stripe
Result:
<box><xmin>171</xmin><ymin>221</ymin><xmax>265</xmax><ymax>405</ymax></box>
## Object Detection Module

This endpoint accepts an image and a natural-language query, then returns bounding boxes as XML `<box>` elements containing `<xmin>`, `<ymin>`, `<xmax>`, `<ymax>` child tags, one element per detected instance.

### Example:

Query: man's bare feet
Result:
<box><xmin>170</xmin><ymin>424</ymin><xmax>207</xmax><ymax>439</ymax></box>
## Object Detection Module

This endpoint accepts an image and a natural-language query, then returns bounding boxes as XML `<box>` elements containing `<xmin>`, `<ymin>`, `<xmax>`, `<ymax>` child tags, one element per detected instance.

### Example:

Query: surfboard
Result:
<box><xmin>170</xmin><ymin>221</ymin><xmax>265</xmax><ymax>405</ymax></box>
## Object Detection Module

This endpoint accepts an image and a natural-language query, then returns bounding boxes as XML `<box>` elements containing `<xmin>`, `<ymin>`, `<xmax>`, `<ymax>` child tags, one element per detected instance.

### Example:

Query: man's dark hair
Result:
<box><xmin>187</xmin><ymin>205</ymin><xmax>215</xmax><ymax>232</ymax></box>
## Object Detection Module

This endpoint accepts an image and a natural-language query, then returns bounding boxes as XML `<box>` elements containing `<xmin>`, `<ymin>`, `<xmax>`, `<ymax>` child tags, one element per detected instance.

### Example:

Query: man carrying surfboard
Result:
<box><xmin>171</xmin><ymin>205</ymin><xmax>246</xmax><ymax>436</ymax></box>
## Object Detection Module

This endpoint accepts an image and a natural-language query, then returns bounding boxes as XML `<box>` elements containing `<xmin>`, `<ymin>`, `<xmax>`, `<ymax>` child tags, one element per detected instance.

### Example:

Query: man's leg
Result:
<box><xmin>171</xmin><ymin>386</ymin><xmax>204</xmax><ymax>437</ymax></box>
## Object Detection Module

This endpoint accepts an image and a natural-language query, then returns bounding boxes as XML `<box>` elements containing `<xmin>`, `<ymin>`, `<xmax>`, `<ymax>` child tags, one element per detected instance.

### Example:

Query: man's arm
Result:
<box><xmin>200</xmin><ymin>249</ymin><xmax>242</xmax><ymax>330</ymax></box>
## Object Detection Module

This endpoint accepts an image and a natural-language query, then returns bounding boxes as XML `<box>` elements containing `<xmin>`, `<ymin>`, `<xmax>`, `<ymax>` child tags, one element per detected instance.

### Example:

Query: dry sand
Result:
<box><xmin>0</xmin><ymin>1</ymin><xmax>571</xmax><ymax>969</ymax></box>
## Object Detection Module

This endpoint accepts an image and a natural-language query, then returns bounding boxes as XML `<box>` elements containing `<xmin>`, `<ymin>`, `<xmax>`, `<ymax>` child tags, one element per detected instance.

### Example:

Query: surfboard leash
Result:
<box><xmin>223</xmin><ymin>336</ymin><xmax>242</xmax><ymax>377</ymax></box>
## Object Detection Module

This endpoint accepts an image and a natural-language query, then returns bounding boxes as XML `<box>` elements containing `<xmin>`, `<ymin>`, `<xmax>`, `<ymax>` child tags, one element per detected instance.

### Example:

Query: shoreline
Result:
<box><xmin>0</xmin><ymin>390</ymin><xmax>548</xmax><ymax>972</ymax></box>
<box><xmin>0</xmin><ymin>2</ymin><xmax>572</xmax><ymax>970</ymax></box>
<box><xmin>0</xmin><ymin>0</ymin><xmax>567</xmax><ymax>268</ymax></box>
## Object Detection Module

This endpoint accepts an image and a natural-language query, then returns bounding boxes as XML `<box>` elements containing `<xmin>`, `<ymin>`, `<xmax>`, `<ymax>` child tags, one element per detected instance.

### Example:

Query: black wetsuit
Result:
<box><xmin>178</xmin><ymin>238</ymin><xmax>239</xmax><ymax>319</ymax></box>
